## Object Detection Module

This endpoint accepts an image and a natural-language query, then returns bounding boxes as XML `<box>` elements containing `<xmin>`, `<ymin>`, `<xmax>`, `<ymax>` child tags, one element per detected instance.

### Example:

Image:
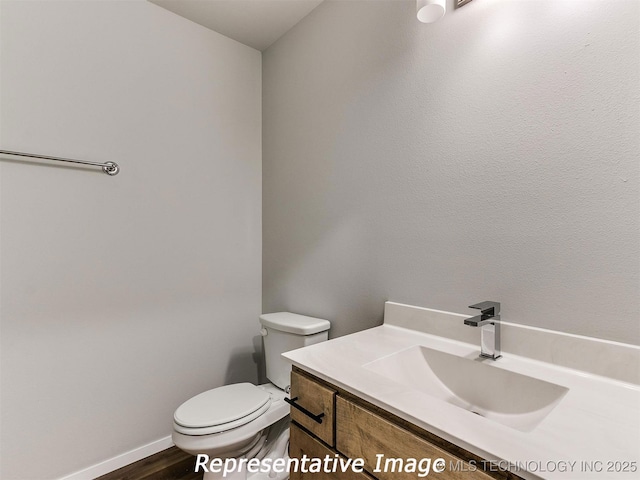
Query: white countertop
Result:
<box><xmin>283</xmin><ymin>322</ymin><xmax>640</xmax><ymax>480</ymax></box>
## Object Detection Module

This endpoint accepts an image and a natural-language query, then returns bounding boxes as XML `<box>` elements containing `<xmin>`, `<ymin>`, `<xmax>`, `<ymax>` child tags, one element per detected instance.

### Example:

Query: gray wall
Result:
<box><xmin>263</xmin><ymin>0</ymin><xmax>640</xmax><ymax>344</ymax></box>
<box><xmin>0</xmin><ymin>1</ymin><xmax>261</xmax><ymax>478</ymax></box>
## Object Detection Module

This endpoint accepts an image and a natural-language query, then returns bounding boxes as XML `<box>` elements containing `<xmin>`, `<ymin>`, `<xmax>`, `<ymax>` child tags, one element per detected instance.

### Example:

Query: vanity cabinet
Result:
<box><xmin>289</xmin><ymin>367</ymin><xmax>521</xmax><ymax>480</ymax></box>
<box><xmin>289</xmin><ymin>368</ymin><xmax>336</xmax><ymax>446</ymax></box>
<box><xmin>289</xmin><ymin>423</ymin><xmax>375</xmax><ymax>480</ymax></box>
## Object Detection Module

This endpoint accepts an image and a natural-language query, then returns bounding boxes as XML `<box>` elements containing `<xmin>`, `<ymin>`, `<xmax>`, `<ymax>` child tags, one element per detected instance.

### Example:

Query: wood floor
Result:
<box><xmin>95</xmin><ymin>447</ymin><xmax>203</xmax><ymax>480</ymax></box>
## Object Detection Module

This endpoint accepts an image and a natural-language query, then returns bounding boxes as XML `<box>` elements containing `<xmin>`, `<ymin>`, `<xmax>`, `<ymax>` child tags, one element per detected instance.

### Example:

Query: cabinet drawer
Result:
<box><xmin>290</xmin><ymin>423</ymin><xmax>375</xmax><ymax>480</ymax></box>
<box><xmin>289</xmin><ymin>370</ymin><xmax>336</xmax><ymax>446</ymax></box>
<box><xmin>336</xmin><ymin>397</ymin><xmax>493</xmax><ymax>480</ymax></box>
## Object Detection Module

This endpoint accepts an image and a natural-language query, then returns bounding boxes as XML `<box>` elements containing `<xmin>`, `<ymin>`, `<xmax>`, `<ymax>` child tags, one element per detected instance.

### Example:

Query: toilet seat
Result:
<box><xmin>174</xmin><ymin>383</ymin><xmax>271</xmax><ymax>435</ymax></box>
<box><xmin>172</xmin><ymin>383</ymin><xmax>289</xmax><ymax>459</ymax></box>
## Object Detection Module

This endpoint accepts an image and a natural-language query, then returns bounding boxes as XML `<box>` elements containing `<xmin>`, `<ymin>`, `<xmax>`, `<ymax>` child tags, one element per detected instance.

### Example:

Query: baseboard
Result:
<box><xmin>57</xmin><ymin>435</ymin><xmax>174</xmax><ymax>480</ymax></box>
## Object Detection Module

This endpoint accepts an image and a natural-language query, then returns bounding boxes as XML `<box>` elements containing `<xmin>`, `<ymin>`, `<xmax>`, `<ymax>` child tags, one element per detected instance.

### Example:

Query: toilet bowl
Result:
<box><xmin>172</xmin><ymin>383</ymin><xmax>288</xmax><ymax>459</ymax></box>
<box><xmin>172</xmin><ymin>312</ymin><xmax>330</xmax><ymax>480</ymax></box>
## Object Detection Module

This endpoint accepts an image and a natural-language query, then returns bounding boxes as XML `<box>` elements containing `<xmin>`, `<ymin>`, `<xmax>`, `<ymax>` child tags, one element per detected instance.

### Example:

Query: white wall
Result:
<box><xmin>0</xmin><ymin>1</ymin><xmax>261</xmax><ymax>479</ymax></box>
<box><xmin>263</xmin><ymin>0</ymin><xmax>640</xmax><ymax>344</ymax></box>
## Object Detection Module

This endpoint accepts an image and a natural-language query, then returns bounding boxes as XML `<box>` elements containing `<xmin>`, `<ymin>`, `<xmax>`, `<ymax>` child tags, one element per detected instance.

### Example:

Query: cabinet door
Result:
<box><xmin>290</xmin><ymin>371</ymin><xmax>336</xmax><ymax>446</ymax></box>
<box><xmin>289</xmin><ymin>423</ymin><xmax>375</xmax><ymax>480</ymax></box>
<box><xmin>336</xmin><ymin>397</ymin><xmax>494</xmax><ymax>480</ymax></box>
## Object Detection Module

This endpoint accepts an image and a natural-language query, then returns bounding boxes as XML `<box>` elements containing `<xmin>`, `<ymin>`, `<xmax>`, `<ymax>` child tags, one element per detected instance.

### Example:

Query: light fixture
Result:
<box><xmin>417</xmin><ymin>0</ymin><xmax>474</xmax><ymax>23</ymax></box>
<box><xmin>416</xmin><ymin>0</ymin><xmax>446</xmax><ymax>23</ymax></box>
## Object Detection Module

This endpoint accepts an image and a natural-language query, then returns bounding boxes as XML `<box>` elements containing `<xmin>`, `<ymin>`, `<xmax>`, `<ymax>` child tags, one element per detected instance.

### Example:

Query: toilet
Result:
<box><xmin>172</xmin><ymin>312</ymin><xmax>330</xmax><ymax>480</ymax></box>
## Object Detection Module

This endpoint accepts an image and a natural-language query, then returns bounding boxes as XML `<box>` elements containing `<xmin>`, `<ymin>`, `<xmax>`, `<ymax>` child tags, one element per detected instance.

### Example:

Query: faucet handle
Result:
<box><xmin>469</xmin><ymin>301</ymin><xmax>500</xmax><ymax>317</ymax></box>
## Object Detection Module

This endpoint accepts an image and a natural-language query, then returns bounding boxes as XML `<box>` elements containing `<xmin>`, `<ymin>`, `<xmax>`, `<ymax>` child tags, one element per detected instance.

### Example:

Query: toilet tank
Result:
<box><xmin>259</xmin><ymin>312</ymin><xmax>330</xmax><ymax>390</ymax></box>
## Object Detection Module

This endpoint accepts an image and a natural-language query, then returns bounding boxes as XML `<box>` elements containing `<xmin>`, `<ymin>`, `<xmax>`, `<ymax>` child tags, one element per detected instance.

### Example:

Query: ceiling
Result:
<box><xmin>149</xmin><ymin>0</ymin><xmax>325</xmax><ymax>51</ymax></box>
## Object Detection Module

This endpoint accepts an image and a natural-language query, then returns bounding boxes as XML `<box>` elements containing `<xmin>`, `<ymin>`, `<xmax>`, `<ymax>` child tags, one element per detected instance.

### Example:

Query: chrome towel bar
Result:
<box><xmin>0</xmin><ymin>149</ymin><xmax>119</xmax><ymax>176</ymax></box>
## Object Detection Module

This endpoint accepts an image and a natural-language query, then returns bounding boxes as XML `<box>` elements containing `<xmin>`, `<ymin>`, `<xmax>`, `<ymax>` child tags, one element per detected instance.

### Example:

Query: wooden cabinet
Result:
<box><xmin>289</xmin><ymin>370</ymin><xmax>336</xmax><ymax>446</ymax></box>
<box><xmin>289</xmin><ymin>367</ymin><xmax>521</xmax><ymax>480</ymax></box>
<box><xmin>290</xmin><ymin>423</ymin><xmax>375</xmax><ymax>480</ymax></box>
<box><xmin>336</xmin><ymin>396</ymin><xmax>492</xmax><ymax>480</ymax></box>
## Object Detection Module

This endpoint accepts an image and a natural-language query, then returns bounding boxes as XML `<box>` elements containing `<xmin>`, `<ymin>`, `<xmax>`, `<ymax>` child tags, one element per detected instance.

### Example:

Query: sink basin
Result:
<box><xmin>363</xmin><ymin>346</ymin><xmax>569</xmax><ymax>432</ymax></box>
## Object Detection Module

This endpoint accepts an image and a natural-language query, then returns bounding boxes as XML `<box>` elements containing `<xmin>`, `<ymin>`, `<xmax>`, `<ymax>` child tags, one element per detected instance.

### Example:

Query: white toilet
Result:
<box><xmin>172</xmin><ymin>312</ymin><xmax>330</xmax><ymax>480</ymax></box>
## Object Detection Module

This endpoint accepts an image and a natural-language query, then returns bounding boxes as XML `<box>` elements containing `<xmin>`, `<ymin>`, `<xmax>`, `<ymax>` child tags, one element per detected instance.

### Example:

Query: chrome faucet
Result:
<box><xmin>464</xmin><ymin>301</ymin><xmax>501</xmax><ymax>360</ymax></box>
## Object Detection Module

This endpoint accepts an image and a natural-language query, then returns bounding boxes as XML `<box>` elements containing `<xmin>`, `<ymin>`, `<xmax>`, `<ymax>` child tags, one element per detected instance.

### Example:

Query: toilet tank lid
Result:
<box><xmin>259</xmin><ymin>312</ymin><xmax>330</xmax><ymax>335</ymax></box>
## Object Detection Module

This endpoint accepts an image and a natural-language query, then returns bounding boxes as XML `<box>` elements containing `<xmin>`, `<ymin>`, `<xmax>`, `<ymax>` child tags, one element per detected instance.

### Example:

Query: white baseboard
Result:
<box><xmin>57</xmin><ymin>435</ymin><xmax>174</xmax><ymax>480</ymax></box>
